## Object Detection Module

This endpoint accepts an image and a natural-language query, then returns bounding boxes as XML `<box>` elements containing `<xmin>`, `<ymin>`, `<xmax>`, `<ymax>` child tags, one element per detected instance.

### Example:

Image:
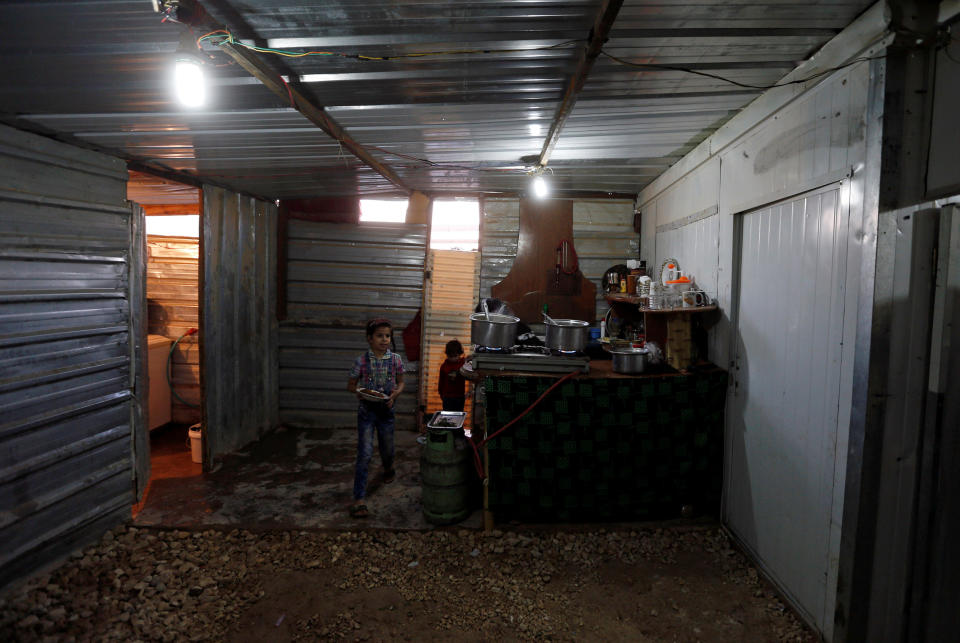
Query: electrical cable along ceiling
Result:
<box><xmin>0</xmin><ymin>0</ymin><xmax>876</xmax><ymax>199</ymax></box>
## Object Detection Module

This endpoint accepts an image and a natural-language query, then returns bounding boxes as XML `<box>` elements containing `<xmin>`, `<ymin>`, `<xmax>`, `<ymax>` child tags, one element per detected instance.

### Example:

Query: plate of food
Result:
<box><xmin>357</xmin><ymin>388</ymin><xmax>389</xmax><ymax>403</ymax></box>
<box><xmin>427</xmin><ymin>411</ymin><xmax>467</xmax><ymax>429</ymax></box>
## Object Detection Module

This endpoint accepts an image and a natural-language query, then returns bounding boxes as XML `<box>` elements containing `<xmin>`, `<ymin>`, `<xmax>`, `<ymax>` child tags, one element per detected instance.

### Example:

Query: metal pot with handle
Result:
<box><xmin>544</xmin><ymin>318</ymin><xmax>590</xmax><ymax>353</ymax></box>
<box><xmin>470</xmin><ymin>312</ymin><xmax>520</xmax><ymax>349</ymax></box>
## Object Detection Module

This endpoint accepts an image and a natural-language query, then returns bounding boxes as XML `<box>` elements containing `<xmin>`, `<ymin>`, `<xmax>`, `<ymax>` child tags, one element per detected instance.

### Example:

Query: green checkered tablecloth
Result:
<box><xmin>484</xmin><ymin>369</ymin><xmax>727</xmax><ymax>523</ymax></box>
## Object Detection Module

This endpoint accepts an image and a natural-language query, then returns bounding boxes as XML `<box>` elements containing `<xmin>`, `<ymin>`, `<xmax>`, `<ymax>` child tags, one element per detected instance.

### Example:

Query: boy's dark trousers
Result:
<box><xmin>353</xmin><ymin>401</ymin><xmax>395</xmax><ymax>500</ymax></box>
<box><xmin>441</xmin><ymin>397</ymin><xmax>465</xmax><ymax>412</ymax></box>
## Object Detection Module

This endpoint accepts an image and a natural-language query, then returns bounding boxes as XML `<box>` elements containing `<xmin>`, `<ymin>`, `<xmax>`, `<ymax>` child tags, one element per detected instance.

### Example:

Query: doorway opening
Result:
<box><xmin>127</xmin><ymin>171</ymin><xmax>203</xmax><ymax>516</ymax></box>
<box><xmin>421</xmin><ymin>199</ymin><xmax>481</xmax><ymax>428</ymax></box>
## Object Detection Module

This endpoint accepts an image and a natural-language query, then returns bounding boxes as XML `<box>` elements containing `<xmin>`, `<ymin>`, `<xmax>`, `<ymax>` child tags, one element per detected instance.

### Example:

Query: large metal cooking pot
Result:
<box><xmin>610</xmin><ymin>347</ymin><xmax>648</xmax><ymax>373</ymax></box>
<box><xmin>544</xmin><ymin>319</ymin><xmax>590</xmax><ymax>353</ymax></box>
<box><xmin>470</xmin><ymin>312</ymin><xmax>520</xmax><ymax>349</ymax></box>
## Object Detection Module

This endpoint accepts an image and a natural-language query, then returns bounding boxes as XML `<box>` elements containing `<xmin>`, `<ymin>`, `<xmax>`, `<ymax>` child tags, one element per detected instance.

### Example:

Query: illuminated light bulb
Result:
<box><xmin>174</xmin><ymin>59</ymin><xmax>205</xmax><ymax>108</ymax></box>
<box><xmin>529</xmin><ymin>123</ymin><xmax>542</xmax><ymax>136</ymax></box>
<box><xmin>532</xmin><ymin>175</ymin><xmax>549</xmax><ymax>199</ymax></box>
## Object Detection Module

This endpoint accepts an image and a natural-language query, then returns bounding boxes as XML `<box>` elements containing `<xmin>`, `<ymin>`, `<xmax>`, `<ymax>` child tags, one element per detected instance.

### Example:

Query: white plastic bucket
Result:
<box><xmin>188</xmin><ymin>424</ymin><xmax>203</xmax><ymax>464</ymax></box>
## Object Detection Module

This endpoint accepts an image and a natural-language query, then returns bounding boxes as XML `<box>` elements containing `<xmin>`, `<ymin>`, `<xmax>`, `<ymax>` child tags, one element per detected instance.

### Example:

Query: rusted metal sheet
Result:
<box><xmin>201</xmin><ymin>186</ymin><xmax>278</xmax><ymax>465</ymax></box>
<box><xmin>0</xmin><ymin>124</ymin><xmax>133</xmax><ymax>591</ymax></box>
<box><xmin>146</xmin><ymin>236</ymin><xmax>201</xmax><ymax>424</ymax></box>
<box><xmin>279</xmin><ymin>220</ymin><xmax>426</xmax><ymax>429</ymax></box>
<box><xmin>422</xmin><ymin>250</ymin><xmax>479</xmax><ymax>419</ymax></box>
<box><xmin>480</xmin><ymin>197</ymin><xmax>636</xmax><ymax>323</ymax></box>
<box><xmin>127</xmin><ymin>171</ymin><xmax>201</xmax><ymax>211</ymax></box>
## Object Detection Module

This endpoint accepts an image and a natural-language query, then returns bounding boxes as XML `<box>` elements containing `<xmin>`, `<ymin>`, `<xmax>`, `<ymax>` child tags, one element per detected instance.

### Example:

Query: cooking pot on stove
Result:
<box><xmin>470</xmin><ymin>312</ymin><xmax>520</xmax><ymax>349</ymax></box>
<box><xmin>544</xmin><ymin>318</ymin><xmax>590</xmax><ymax>353</ymax></box>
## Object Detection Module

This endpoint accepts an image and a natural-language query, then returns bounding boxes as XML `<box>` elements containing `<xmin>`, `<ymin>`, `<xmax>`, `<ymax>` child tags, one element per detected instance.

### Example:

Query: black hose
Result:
<box><xmin>167</xmin><ymin>330</ymin><xmax>200</xmax><ymax>408</ymax></box>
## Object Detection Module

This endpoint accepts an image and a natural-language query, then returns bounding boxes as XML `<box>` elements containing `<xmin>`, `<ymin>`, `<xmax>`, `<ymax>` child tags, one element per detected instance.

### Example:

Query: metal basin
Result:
<box><xmin>544</xmin><ymin>318</ymin><xmax>590</xmax><ymax>353</ymax></box>
<box><xmin>470</xmin><ymin>312</ymin><xmax>519</xmax><ymax>349</ymax></box>
<box><xmin>610</xmin><ymin>347</ymin><xmax>648</xmax><ymax>373</ymax></box>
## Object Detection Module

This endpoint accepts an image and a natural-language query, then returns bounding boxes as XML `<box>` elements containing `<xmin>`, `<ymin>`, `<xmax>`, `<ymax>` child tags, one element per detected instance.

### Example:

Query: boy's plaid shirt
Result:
<box><xmin>349</xmin><ymin>350</ymin><xmax>403</xmax><ymax>392</ymax></box>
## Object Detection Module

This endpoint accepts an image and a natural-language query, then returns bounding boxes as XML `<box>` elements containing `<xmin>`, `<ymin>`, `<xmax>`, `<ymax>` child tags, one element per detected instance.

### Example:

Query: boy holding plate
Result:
<box><xmin>346</xmin><ymin>318</ymin><xmax>405</xmax><ymax>518</ymax></box>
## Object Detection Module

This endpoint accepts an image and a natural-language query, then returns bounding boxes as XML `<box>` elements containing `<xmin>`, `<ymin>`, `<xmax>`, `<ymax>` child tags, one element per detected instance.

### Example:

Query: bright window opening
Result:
<box><xmin>145</xmin><ymin>215</ymin><xmax>199</xmax><ymax>237</ymax></box>
<box><xmin>359</xmin><ymin>199</ymin><xmax>408</xmax><ymax>223</ymax></box>
<box><xmin>431</xmin><ymin>200</ymin><xmax>479</xmax><ymax>251</ymax></box>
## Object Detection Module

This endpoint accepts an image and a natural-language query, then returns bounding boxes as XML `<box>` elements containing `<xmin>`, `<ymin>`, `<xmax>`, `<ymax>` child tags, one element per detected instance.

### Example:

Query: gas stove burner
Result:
<box><xmin>515</xmin><ymin>345</ymin><xmax>549</xmax><ymax>355</ymax></box>
<box><xmin>475</xmin><ymin>345</ymin><xmax>510</xmax><ymax>353</ymax></box>
<box><xmin>551</xmin><ymin>348</ymin><xmax>584</xmax><ymax>356</ymax></box>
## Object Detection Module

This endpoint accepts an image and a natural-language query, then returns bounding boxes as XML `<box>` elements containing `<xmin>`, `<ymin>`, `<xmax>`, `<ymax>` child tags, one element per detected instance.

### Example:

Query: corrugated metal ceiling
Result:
<box><xmin>0</xmin><ymin>0</ymin><xmax>875</xmax><ymax>199</ymax></box>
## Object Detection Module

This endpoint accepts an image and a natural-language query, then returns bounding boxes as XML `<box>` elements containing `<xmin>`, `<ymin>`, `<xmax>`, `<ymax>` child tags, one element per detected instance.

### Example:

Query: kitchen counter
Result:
<box><xmin>478</xmin><ymin>365</ymin><xmax>727</xmax><ymax>524</ymax></box>
<box><xmin>469</xmin><ymin>354</ymin><xmax>717</xmax><ymax>379</ymax></box>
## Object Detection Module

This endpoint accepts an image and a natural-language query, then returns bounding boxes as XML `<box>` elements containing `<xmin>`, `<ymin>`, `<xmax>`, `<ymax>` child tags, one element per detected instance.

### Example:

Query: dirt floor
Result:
<box><xmin>0</xmin><ymin>524</ymin><xmax>815</xmax><ymax>642</ymax></box>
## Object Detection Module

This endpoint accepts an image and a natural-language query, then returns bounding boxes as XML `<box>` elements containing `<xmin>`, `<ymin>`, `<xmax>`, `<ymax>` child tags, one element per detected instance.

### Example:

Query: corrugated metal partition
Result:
<box><xmin>146</xmin><ymin>236</ymin><xmax>201</xmax><ymax>424</ymax></box>
<box><xmin>279</xmin><ymin>221</ymin><xmax>425</xmax><ymax>429</ymax></box>
<box><xmin>201</xmin><ymin>187</ymin><xmax>278</xmax><ymax>464</ymax></box>
<box><xmin>0</xmin><ymin>125</ymin><xmax>136</xmax><ymax>590</ymax></box>
<box><xmin>422</xmin><ymin>250</ymin><xmax>479</xmax><ymax>418</ymax></box>
<box><xmin>480</xmin><ymin>198</ymin><xmax>636</xmax><ymax>323</ymax></box>
<box><xmin>726</xmin><ymin>184</ymin><xmax>849</xmax><ymax>633</ymax></box>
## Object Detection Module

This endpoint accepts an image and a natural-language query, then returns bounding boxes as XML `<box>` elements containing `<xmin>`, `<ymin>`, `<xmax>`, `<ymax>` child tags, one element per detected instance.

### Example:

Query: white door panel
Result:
<box><xmin>726</xmin><ymin>184</ymin><xmax>848</xmax><ymax>635</ymax></box>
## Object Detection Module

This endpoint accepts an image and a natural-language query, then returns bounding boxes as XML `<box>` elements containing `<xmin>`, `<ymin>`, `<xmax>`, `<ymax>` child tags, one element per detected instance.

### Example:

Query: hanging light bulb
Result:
<box><xmin>174</xmin><ymin>58</ymin><xmax>205</xmax><ymax>107</ymax></box>
<box><xmin>532</xmin><ymin>174</ymin><xmax>549</xmax><ymax>199</ymax></box>
<box><xmin>172</xmin><ymin>30</ymin><xmax>206</xmax><ymax>108</ymax></box>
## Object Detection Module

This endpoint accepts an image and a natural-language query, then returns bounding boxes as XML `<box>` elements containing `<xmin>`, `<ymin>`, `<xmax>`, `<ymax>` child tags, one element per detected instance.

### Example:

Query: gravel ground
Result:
<box><xmin>1</xmin><ymin>525</ymin><xmax>815</xmax><ymax>642</ymax></box>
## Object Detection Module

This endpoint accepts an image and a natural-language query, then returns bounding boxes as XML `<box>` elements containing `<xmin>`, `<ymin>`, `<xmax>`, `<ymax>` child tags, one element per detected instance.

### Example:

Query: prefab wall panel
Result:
<box><xmin>655</xmin><ymin>209</ymin><xmax>721</xmax><ymax>302</ymax></box>
<box><xmin>146</xmin><ymin>236</ymin><xmax>200</xmax><ymax>424</ymax></box>
<box><xmin>201</xmin><ymin>187</ymin><xmax>278</xmax><ymax>464</ymax></box>
<box><xmin>637</xmin><ymin>60</ymin><xmax>876</xmax><ymax>640</ymax></box>
<box><xmin>0</xmin><ymin>125</ymin><xmax>134</xmax><ymax>590</ymax></box>
<box><xmin>279</xmin><ymin>221</ymin><xmax>425</xmax><ymax>429</ymax></box>
<box><xmin>480</xmin><ymin>198</ymin><xmax>636</xmax><ymax>324</ymax></box>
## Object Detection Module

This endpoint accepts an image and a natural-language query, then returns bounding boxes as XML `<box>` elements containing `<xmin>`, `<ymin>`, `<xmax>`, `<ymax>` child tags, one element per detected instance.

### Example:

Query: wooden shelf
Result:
<box><xmin>605</xmin><ymin>294</ymin><xmax>717</xmax><ymax>314</ymax></box>
<box><xmin>604</xmin><ymin>293</ymin><xmax>641</xmax><ymax>304</ymax></box>
<box><xmin>638</xmin><ymin>305</ymin><xmax>718</xmax><ymax>314</ymax></box>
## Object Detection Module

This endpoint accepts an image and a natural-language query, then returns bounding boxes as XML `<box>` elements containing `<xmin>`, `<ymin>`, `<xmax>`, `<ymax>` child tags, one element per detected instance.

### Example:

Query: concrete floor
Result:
<box><xmin>133</xmin><ymin>424</ymin><xmax>483</xmax><ymax>530</ymax></box>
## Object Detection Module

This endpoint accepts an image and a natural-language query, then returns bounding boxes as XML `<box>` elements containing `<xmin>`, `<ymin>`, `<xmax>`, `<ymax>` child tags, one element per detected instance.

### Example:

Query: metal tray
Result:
<box><xmin>427</xmin><ymin>411</ymin><xmax>466</xmax><ymax>429</ymax></box>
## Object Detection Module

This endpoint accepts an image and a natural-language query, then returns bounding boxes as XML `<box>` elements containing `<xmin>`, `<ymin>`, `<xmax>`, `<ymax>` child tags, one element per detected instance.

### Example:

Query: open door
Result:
<box><xmin>201</xmin><ymin>186</ymin><xmax>279</xmax><ymax>466</ymax></box>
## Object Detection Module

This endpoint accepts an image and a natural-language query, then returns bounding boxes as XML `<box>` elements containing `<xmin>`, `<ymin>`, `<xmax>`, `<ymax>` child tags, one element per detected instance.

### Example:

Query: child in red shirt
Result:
<box><xmin>438</xmin><ymin>339</ymin><xmax>466</xmax><ymax>412</ymax></box>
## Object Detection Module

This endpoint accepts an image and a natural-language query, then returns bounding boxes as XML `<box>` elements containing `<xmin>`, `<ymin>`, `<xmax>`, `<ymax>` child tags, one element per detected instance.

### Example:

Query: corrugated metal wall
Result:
<box><xmin>201</xmin><ymin>187</ymin><xmax>278</xmax><ymax>464</ymax></box>
<box><xmin>279</xmin><ymin>221</ymin><xmax>426</xmax><ymax>429</ymax></box>
<box><xmin>0</xmin><ymin>124</ymin><xmax>135</xmax><ymax>590</ymax></box>
<box><xmin>422</xmin><ymin>250</ymin><xmax>479</xmax><ymax>418</ymax></box>
<box><xmin>480</xmin><ymin>198</ymin><xmax>637</xmax><ymax>324</ymax></box>
<box><xmin>146</xmin><ymin>236</ymin><xmax>200</xmax><ymax>424</ymax></box>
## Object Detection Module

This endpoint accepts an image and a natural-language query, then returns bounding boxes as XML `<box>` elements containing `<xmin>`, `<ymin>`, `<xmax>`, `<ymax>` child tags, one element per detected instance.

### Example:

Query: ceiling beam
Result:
<box><xmin>537</xmin><ymin>0</ymin><xmax>625</xmax><ymax>169</ymax></box>
<box><xmin>174</xmin><ymin>0</ymin><xmax>410</xmax><ymax>193</ymax></box>
<box><xmin>216</xmin><ymin>42</ymin><xmax>410</xmax><ymax>193</ymax></box>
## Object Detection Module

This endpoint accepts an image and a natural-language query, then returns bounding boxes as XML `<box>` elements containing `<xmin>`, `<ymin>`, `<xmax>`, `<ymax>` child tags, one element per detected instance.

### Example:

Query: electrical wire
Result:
<box><xmin>198</xmin><ymin>27</ymin><xmax>880</xmax><ymax>90</ymax></box>
<box><xmin>167</xmin><ymin>329</ymin><xmax>200</xmax><ymax>409</ymax></box>
<box><xmin>197</xmin><ymin>30</ymin><xmax>583</xmax><ymax>61</ymax></box>
<box><xmin>599</xmin><ymin>49</ymin><xmax>884</xmax><ymax>90</ymax></box>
